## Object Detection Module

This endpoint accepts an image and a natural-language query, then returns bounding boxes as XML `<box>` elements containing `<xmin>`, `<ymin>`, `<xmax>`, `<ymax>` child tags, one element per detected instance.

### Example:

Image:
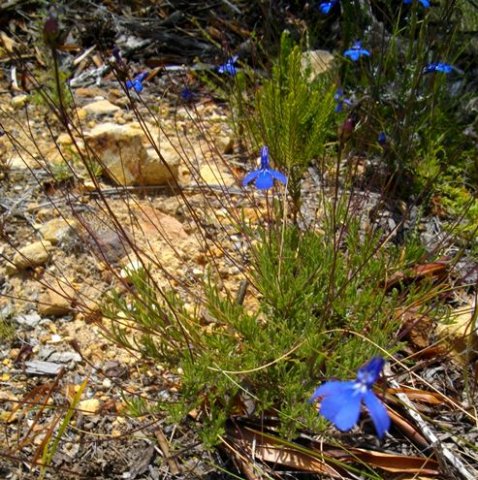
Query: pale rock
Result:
<box><xmin>11</xmin><ymin>241</ymin><xmax>52</xmax><ymax>270</ymax></box>
<box><xmin>77</xmin><ymin>398</ymin><xmax>101</xmax><ymax>415</ymax></box>
<box><xmin>11</xmin><ymin>94</ymin><xmax>29</xmax><ymax>109</ymax></box>
<box><xmin>82</xmin><ymin>99</ymin><xmax>120</xmax><ymax>117</ymax></box>
<box><xmin>14</xmin><ymin>312</ymin><xmax>42</xmax><ymax>328</ymax></box>
<box><xmin>8</xmin><ymin>155</ymin><xmax>41</xmax><ymax>170</ymax></box>
<box><xmin>38</xmin><ymin>289</ymin><xmax>73</xmax><ymax>317</ymax></box>
<box><xmin>75</xmin><ymin>87</ymin><xmax>104</xmax><ymax>98</ymax></box>
<box><xmin>200</xmin><ymin>164</ymin><xmax>235</xmax><ymax>187</ymax></box>
<box><xmin>436</xmin><ymin>303</ymin><xmax>478</xmax><ymax>363</ymax></box>
<box><xmin>25</xmin><ymin>360</ymin><xmax>62</xmax><ymax>376</ymax></box>
<box><xmin>301</xmin><ymin>50</ymin><xmax>334</xmax><ymax>81</ymax></box>
<box><xmin>56</xmin><ymin>133</ymin><xmax>73</xmax><ymax>146</ymax></box>
<box><xmin>39</xmin><ymin>348</ymin><xmax>81</xmax><ymax>363</ymax></box>
<box><xmin>38</xmin><ymin>218</ymin><xmax>78</xmax><ymax>245</ymax></box>
<box><xmin>217</xmin><ymin>136</ymin><xmax>234</xmax><ymax>154</ymax></box>
<box><xmin>81</xmin><ymin>179</ymin><xmax>97</xmax><ymax>191</ymax></box>
<box><xmin>85</xmin><ymin>122</ymin><xmax>179</xmax><ymax>185</ymax></box>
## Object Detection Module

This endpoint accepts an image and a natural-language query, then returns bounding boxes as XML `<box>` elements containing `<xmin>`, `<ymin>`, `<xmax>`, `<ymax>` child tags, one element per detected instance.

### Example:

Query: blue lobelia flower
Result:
<box><xmin>217</xmin><ymin>55</ymin><xmax>239</xmax><ymax>76</ymax></box>
<box><xmin>310</xmin><ymin>357</ymin><xmax>391</xmax><ymax>438</ymax></box>
<box><xmin>377</xmin><ymin>131</ymin><xmax>387</xmax><ymax>145</ymax></box>
<box><xmin>403</xmin><ymin>0</ymin><xmax>430</xmax><ymax>8</ymax></box>
<box><xmin>344</xmin><ymin>41</ymin><xmax>371</xmax><ymax>62</ymax></box>
<box><xmin>318</xmin><ymin>0</ymin><xmax>338</xmax><ymax>14</ymax></box>
<box><xmin>126</xmin><ymin>72</ymin><xmax>148</xmax><ymax>93</ymax></box>
<box><xmin>180</xmin><ymin>87</ymin><xmax>194</xmax><ymax>102</ymax></box>
<box><xmin>423</xmin><ymin>62</ymin><xmax>456</xmax><ymax>74</ymax></box>
<box><xmin>334</xmin><ymin>88</ymin><xmax>352</xmax><ymax>113</ymax></box>
<box><xmin>242</xmin><ymin>146</ymin><xmax>287</xmax><ymax>191</ymax></box>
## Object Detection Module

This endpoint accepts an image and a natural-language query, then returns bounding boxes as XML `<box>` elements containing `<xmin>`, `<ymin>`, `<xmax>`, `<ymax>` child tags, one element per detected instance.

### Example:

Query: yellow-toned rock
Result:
<box><xmin>82</xmin><ymin>99</ymin><xmax>120</xmax><ymax>117</ymax></box>
<box><xmin>11</xmin><ymin>241</ymin><xmax>52</xmax><ymax>270</ymax></box>
<box><xmin>11</xmin><ymin>94</ymin><xmax>29</xmax><ymax>109</ymax></box>
<box><xmin>77</xmin><ymin>398</ymin><xmax>101</xmax><ymax>415</ymax></box>
<box><xmin>436</xmin><ymin>304</ymin><xmax>478</xmax><ymax>363</ymax></box>
<box><xmin>38</xmin><ymin>289</ymin><xmax>74</xmax><ymax>317</ymax></box>
<box><xmin>200</xmin><ymin>164</ymin><xmax>235</xmax><ymax>187</ymax></box>
<box><xmin>301</xmin><ymin>50</ymin><xmax>334</xmax><ymax>81</ymax></box>
<box><xmin>85</xmin><ymin>122</ymin><xmax>179</xmax><ymax>185</ymax></box>
<box><xmin>38</xmin><ymin>218</ymin><xmax>78</xmax><ymax>245</ymax></box>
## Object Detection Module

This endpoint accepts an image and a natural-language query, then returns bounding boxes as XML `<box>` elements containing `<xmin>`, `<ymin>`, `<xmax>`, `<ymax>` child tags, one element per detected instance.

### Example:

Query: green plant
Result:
<box><xmin>336</xmin><ymin>1</ymin><xmax>474</xmax><ymax>196</ymax></box>
<box><xmin>0</xmin><ymin>316</ymin><xmax>13</xmax><ymax>340</ymax></box>
<box><xmin>102</xmin><ymin>193</ymin><xmax>437</xmax><ymax>443</ymax></box>
<box><xmin>39</xmin><ymin>379</ymin><xmax>88</xmax><ymax>480</ymax></box>
<box><xmin>4</xmin><ymin>2</ymin><xmax>478</xmax><ymax>476</ymax></box>
<box><xmin>32</xmin><ymin>64</ymin><xmax>72</xmax><ymax>114</ymax></box>
<box><xmin>50</xmin><ymin>160</ymin><xmax>73</xmax><ymax>184</ymax></box>
<box><xmin>237</xmin><ymin>32</ymin><xmax>335</xmax><ymax>216</ymax></box>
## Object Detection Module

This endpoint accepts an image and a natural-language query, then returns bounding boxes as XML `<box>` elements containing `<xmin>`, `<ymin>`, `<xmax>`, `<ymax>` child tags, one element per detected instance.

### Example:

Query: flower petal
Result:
<box><xmin>344</xmin><ymin>50</ymin><xmax>360</xmax><ymax>62</ymax></box>
<box><xmin>329</xmin><ymin>392</ymin><xmax>362</xmax><ymax>431</ymax></box>
<box><xmin>319</xmin><ymin>383</ymin><xmax>362</xmax><ymax>431</ymax></box>
<box><xmin>310</xmin><ymin>380</ymin><xmax>353</xmax><ymax>402</ymax></box>
<box><xmin>363</xmin><ymin>390</ymin><xmax>390</xmax><ymax>439</ymax></box>
<box><xmin>242</xmin><ymin>170</ymin><xmax>260</xmax><ymax>186</ymax></box>
<box><xmin>268</xmin><ymin>169</ymin><xmax>287</xmax><ymax>185</ymax></box>
<box><xmin>255</xmin><ymin>171</ymin><xmax>274</xmax><ymax>190</ymax></box>
<box><xmin>319</xmin><ymin>2</ymin><xmax>333</xmax><ymax>14</ymax></box>
<box><xmin>356</xmin><ymin>357</ymin><xmax>384</xmax><ymax>388</ymax></box>
<box><xmin>260</xmin><ymin>146</ymin><xmax>270</xmax><ymax>169</ymax></box>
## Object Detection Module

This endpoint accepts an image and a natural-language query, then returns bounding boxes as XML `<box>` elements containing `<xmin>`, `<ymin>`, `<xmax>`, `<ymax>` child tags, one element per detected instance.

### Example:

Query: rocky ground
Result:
<box><xmin>0</xmin><ymin>64</ymin><xmax>255</xmax><ymax>479</ymax></box>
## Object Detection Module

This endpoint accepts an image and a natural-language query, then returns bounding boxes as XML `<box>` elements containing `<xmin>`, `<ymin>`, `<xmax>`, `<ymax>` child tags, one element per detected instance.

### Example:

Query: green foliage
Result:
<box><xmin>437</xmin><ymin>180</ymin><xmax>478</xmax><ymax>252</ymax></box>
<box><xmin>236</xmin><ymin>32</ymin><xmax>335</xmax><ymax>210</ymax></box>
<box><xmin>337</xmin><ymin>2</ymin><xmax>474</xmax><ymax>195</ymax></box>
<box><xmin>32</xmin><ymin>65</ymin><xmax>72</xmax><ymax>114</ymax></box>
<box><xmin>103</xmin><ymin>197</ymin><xmax>436</xmax><ymax>443</ymax></box>
<box><xmin>0</xmin><ymin>316</ymin><xmax>13</xmax><ymax>340</ymax></box>
<box><xmin>40</xmin><ymin>379</ymin><xmax>88</xmax><ymax>480</ymax></box>
<box><xmin>50</xmin><ymin>160</ymin><xmax>73</xmax><ymax>184</ymax></box>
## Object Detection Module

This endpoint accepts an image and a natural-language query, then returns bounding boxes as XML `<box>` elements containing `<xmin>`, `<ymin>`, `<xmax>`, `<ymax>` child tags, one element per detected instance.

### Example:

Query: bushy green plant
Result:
<box><xmin>102</xmin><ymin>194</ymin><xmax>437</xmax><ymax>442</ymax></box>
<box><xmin>235</xmin><ymin>32</ymin><xmax>335</xmax><ymax>215</ymax></box>
<box><xmin>5</xmin><ymin>2</ymin><xmax>478</xmax><ymax>476</ymax></box>
<box><xmin>337</xmin><ymin>1</ymin><xmax>474</xmax><ymax>195</ymax></box>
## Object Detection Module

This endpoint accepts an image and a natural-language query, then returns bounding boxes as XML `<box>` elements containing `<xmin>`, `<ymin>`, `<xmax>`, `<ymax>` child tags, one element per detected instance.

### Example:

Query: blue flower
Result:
<box><xmin>403</xmin><ymin>0</ymin><xmax>430</xmax><ymax>7</ymax></box>
<box><xmin>310</xmin><ymin>357</ymin><xmax>390</xmax><ymax>438</ymax></box>
<box><xmin>217</xmin><ymin>55</ymin><xmax>239</xmax><ymax>76</ymax></box>
<box><xmin>317</xmin><ymin>1</ymin><xmax>338</xmax><ymax>14</ymax></box>
<box><xmin>334</xmin><ymin>88</ymin><xmax>352</xmax><ymax>113</ymax></box>
<box><xmin>344</xmin><ymin>41</ymin><xmax>371</xmax><ymax>62</ymax></box>
<box><xmin>180</xmin><ymin>87</ymin><xmax>194</xmax><ymax>102</ymax></box>
<box><xmin>378</xmin><ymin>132</ymin><xmax>387</xmax><ymax>145</ymax></box>
<box><xmin>423</xmin><ymin>62</ymin><xmax>456</xmax><ymax>74</ymax></box>
<box><xmin>242</xmin><ymin>146</ymin><xmax>287</xmax><ymax>190</ymax></box>
<box><xmin>126</xmin><ymin>72</ymin><xmax>148</xmax><ymax>93</ymax></box>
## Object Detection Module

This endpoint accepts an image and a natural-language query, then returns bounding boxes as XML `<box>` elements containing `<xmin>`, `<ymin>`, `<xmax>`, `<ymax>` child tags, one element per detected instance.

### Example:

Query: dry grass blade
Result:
<box><xmin>154</xmin><ymin>428</ymin><xmax>181</xmax><ymax>475</ymax></box>
<box><xmin>7</xmin><ymin>370</ymin><xmax>65</xmax><ymax>452</ymax></box>
<box><xmin>386</xmin><ymin>408</ymin><xmax>429</xmax><ymax>448</ymax></box>
<box><xmin>335</xmin><ymin>448</ymin><xmax>439</xmax><ymax>475</ymax></box>
<box><xmin>387</xmin><ymin>386</ymin><xmax>449</xmax><ymax>406</ymax></box>
<box><xmin>226</xmin><ymin>424</ymin><xmax>342</xmax><ymax>477</ymax></box>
